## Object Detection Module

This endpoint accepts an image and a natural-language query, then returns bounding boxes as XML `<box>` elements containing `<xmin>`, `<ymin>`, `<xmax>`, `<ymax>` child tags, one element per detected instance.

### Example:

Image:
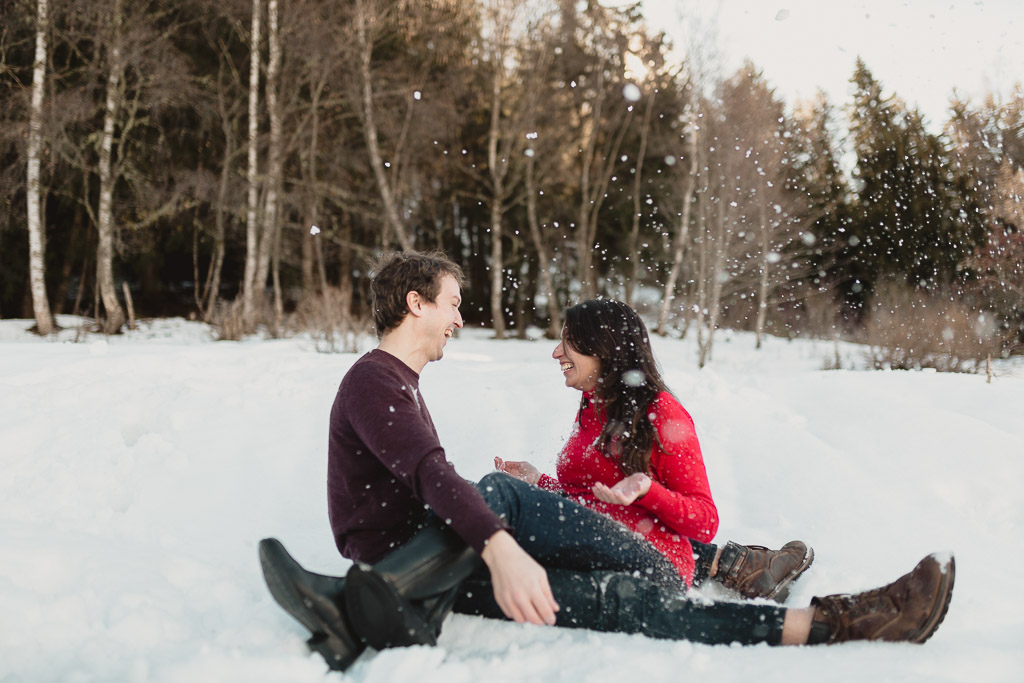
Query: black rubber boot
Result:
<box><xmin>344</xmin><ymin>523</ymin><xmax>482</xmax><ymax>650</ymax></box>
<box><xmin>258</xmin><ymin>538</ymin><xmax>365</xmax><ymax>671</ymax></box>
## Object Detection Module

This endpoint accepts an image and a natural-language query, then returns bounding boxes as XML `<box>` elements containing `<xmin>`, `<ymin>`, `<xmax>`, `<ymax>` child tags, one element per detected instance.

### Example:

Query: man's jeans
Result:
<box><xmin>452</xmin><ymin>472</ymin><xmax>786</xmax><ymax>646</ymax></box>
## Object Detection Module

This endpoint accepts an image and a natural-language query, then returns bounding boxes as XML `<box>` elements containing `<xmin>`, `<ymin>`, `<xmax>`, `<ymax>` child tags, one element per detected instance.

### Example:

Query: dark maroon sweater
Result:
<box><xmin>327</xmin><ymin>349</ymin><xmax>507</xmax><ymax>563</ymax></box>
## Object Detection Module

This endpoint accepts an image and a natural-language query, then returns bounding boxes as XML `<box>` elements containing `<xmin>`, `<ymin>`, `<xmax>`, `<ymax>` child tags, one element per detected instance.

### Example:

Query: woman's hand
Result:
<box><xmin>592</xmin><ymin>472</ymin><xmax>651</xmax><ymax>506</ymax></box>
<box><xmin>494</xmin><ymin>457</ymin><xmax>541</xmax><ymax>486</ymax></box>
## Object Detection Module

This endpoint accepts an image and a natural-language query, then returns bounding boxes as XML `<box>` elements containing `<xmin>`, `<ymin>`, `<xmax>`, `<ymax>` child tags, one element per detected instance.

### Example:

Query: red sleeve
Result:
<box><xmin>634</xmin><ymin>394</ymin><xmax>718</xmax><ymax>542</ymax></box>
<box><xmin>537</xmin><ymin>473</ymin><xmax>563</xmax><ymax>492</ymax></box>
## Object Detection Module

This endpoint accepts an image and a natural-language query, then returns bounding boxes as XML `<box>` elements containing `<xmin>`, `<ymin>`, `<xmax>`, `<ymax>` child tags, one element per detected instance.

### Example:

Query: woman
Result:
<box><xmin>498</xmin><ymin>299</ymin><xmax>812</xmax><ymax>597</ymax></box>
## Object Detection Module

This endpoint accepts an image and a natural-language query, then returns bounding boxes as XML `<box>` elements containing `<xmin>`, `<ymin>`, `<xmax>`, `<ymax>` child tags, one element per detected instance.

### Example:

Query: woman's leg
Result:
<box><xmin>690</xmin><ymin>540</ymin><xmax>719</xmax><ymax>586</ymax></box>
<box><xmin>475</xmin><ymin>472</ymin><xmax>682</xmax><ymax>589</ymax></box>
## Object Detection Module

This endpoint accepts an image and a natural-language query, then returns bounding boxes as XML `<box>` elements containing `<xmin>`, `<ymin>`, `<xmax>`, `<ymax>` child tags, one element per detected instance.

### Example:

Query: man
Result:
<box><xmin>259</xmin><ymin>250</ymin><xmax>955</xmax><ymax>672</ymax></box>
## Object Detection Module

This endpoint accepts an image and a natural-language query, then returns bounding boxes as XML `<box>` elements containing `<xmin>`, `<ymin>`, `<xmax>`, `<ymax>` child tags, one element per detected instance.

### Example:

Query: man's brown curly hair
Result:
<box><xmin>369</xmin><ymin>251</ymin><xmax>465</xmax><ymax>337</ymax></box>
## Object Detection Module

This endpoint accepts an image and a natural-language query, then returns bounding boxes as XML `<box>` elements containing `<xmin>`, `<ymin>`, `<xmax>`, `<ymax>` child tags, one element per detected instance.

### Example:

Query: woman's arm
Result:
<box><xmin>633</xmin><ymin>396</ymin><xmax>719</xmax><ymax>542</ymax></box>
<box><xmin>592</xmin><ymin>472</ymin><xmax>651</xmax><ymax>505</ymax></box>
<box><xmin>495</xmin><ymin>457</ymin><xmax>562</xmax><ymax>492</ymax></box>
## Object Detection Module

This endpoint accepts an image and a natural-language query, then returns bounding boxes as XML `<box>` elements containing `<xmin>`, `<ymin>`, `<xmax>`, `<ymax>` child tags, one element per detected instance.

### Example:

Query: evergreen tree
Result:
<box><xmin>846</xmin><ymin>60</ymin><xmax>985</xmax><ymax>313</ymax></box>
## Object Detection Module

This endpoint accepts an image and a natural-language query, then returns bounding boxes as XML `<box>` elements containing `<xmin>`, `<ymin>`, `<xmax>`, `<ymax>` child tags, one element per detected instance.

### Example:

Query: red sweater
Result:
<box><xmin>538</xmin><ymin>391</ymin><xmax>718</xmax><ymax>585</ymax></box>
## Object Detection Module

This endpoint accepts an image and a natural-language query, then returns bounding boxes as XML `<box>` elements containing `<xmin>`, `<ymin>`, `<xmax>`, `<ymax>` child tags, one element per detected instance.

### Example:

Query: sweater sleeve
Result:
<box><xmin>537</xmin><ymin>473</ymin><xmax>563</xmax><ymax>492</ymax></box>
<box><xmin>342</xmin><ymin>363</ymin><xmax>507</xmax><ymax>553</ymax></box>
<box><xmin>634</xmin><ymin>395</ymin><xmax>719</xmax><ymax>543</ymax></box>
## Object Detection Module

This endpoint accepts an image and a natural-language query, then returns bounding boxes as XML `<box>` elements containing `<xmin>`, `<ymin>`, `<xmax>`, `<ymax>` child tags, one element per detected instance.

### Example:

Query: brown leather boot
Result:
<box><xmin>716</xmin><ymin>540</ymin><xmax>814</xmax><ymax>602</ymax></box>
<box><xmin>808</xmin><ymin>553</ymin><xmax>955</xmax><ymax>644</ymax></box>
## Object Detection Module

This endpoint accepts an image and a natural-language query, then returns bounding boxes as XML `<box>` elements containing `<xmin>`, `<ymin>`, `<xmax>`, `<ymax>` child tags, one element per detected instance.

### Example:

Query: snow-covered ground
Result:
<box><xmin>2</xmin><ymin>316</ymin><xmax>1022</xmax><ymax>683</ymax></box>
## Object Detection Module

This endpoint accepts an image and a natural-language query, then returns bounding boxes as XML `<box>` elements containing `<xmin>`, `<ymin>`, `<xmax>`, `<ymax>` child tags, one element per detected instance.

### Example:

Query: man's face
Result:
<box><xmin>421</xmin><ymin>274</ymin><xmax>463</xmax><ymax>362</ymax></box>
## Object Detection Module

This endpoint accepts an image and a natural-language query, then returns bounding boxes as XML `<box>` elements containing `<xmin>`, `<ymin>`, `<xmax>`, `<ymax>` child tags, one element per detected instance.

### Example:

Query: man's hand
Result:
<box><xmin>479</xmin><ymin>530</ymin><xmax>559</xmax><ymax>625</ymax></box>
<box><xmin>592</xmin><ymin>473</ymin><xmax>651</xmax><ymax>506</ymax></box>
<box><xmin>494</xmin><ymin>457</ymin><xmax>541</xmax><ymax>486</ymax></box>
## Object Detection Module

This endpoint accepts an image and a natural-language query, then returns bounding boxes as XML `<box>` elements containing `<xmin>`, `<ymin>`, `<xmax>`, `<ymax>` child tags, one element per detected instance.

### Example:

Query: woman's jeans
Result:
<box><xmin>451</xmin><ymin>472</ymin><xmax>786</xmax><ymax>646</ymax></box>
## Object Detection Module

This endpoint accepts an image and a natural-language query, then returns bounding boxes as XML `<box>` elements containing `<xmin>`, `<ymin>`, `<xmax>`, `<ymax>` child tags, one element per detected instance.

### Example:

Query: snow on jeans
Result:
<box><xmin>452</xmin><ymin>472</ymin><xmax>786</xmax><ymax>646</ymax></box>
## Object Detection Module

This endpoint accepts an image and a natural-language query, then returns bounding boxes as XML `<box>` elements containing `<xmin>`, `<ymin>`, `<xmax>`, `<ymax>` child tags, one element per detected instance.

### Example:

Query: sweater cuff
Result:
<box><xmin>635</xmin><ymin>478</ymin><xmax>673</xmax><ymax>513</ymax></box>
<box><xmin>537</xmin><ymin>474</ymin><xmax>562</xmax><ymax>492</ymax></box>
<box><xmin>453</xmin><ymin>514</ymin><xmax>510</xmax><ymax>556</ymax></box>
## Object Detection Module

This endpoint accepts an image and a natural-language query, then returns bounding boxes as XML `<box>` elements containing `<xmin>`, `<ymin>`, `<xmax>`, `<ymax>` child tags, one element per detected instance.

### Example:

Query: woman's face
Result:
<box><xmin>552</xmin><ymin>329</ymin><xmax>601</xmax><ymax>393</ymax></box>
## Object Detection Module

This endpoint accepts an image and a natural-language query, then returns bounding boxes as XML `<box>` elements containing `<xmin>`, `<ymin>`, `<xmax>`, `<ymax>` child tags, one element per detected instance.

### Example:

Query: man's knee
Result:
<box><xmin>476</xmin><ymin>471</ymin><xmax>514</xmax><ymax>497</ymax></box>
<box><xmin>550</xmin><ymin>570</ymin><xmax>650</xmax><ymax>633</ymax></box>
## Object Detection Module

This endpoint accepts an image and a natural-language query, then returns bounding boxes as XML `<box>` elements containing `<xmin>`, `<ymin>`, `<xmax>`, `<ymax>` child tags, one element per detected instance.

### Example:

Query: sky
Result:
<box><xmin>640</xmin><ymin>0</ymin><xmax>1024</xmax><ymax>131</ymax></box>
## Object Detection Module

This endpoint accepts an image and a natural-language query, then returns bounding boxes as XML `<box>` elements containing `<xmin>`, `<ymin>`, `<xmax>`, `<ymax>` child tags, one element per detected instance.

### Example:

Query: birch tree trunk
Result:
<box><xmin>525</xmin><ymin>149</ymin><xmax>561</xmax><ymax>338</ymax></box>
<box><xmin>574</xmin><ymin>72</ymin><xmax>603</xmax><ymax>297</ymax></box>
<box><xmin>255</xmin><ymin>0</ymin><xmax>282</xmax><ymax>330</ymax></box>
<box><xmin>697</xmin><ymin>191</ymin><xmax>734</xmax><ymax>368</ymax></box>
<box><xmin>487</xmin><ymin>29</ymin><xmax>508</xmax><ymax>339</ymax></box>
<box><xmin>355</xmin><ymin>0</ymin><xmax>411</xmax><ymax>251</ymax></box>
<box><xmin>96</xmin><ymin>0</ymin><xmax>126</xmax><ymax>334</ymax></box>
<box><xmin>657</xmin><ymin>112</ymin><xmax>699</xmax><ymax>335</ymax></box>
<box><xmin>488</xmin><ymin>200</ymin><xmax>506</xmax><ymax>337</ymax></box>
<box><xmin>199</xmin><ymin>61</ymin><xmax>238</xmax><ymax>321</ymax></box>
<box><xmin>241</xmin><ymin>0</ymin><xmax>262</xmax><ymax>323</ymax></box>
<box><xmin>26</xmin><ymin>0</ymin><xmax>54</xmax><ymax>334</ymax></box>
<box><xmin>574</xmin><ymin>76</ymin><xmax>632</xmax><ymax>298</ymax></box>
<box><xmin>754</xmin><ymin>174</ymin><xmax>770</xmax><ymax>349</ymax></box>
<box><xmin>625</xmin><ymin>89</ymin><xmax>654</xmax><ymax>307</ymax></box>
<box><xmin>202</xmin><ymin>115</ymin><xmax>231</xmax><ymax>320</ymax></box>
<box><xmin>694</xmin><ymin>202</ymin><xmax>709</xmax><ymax>351</ymax></box>
<box><xmin>302</xmin><ymin>76</ymin><xmax>329</xmax><ymax>295</ymax></box>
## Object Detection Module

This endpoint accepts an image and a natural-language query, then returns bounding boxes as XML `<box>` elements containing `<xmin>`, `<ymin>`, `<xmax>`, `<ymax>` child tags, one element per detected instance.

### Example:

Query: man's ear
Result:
<box><xmin>405</xmin><ymin>290</ymin><xmax>424</xmax><ymax>318</ymax></box>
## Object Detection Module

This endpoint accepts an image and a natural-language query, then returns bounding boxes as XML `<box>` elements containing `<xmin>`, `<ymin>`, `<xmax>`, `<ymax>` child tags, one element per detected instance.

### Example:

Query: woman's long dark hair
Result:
<box><xmin>563</xmin><ymin>299</ymin><xmax>670</xmax><ymax>475</ymax></box>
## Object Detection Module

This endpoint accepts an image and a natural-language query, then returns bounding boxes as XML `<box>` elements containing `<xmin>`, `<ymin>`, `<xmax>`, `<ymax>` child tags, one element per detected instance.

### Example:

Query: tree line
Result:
<box><xmin>2</xmin><ymin>0</ymin><xmax>1021</xmax><ymax>364</ymax></box>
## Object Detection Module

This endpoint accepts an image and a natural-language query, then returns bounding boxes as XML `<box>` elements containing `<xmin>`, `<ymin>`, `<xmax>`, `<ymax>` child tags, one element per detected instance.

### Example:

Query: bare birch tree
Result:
<box><xmin>354</xmin><ymin>0</ymin><xmax>411</xmax><ymax>251</ymax></box>
<box><xmin>574</xmin><ymin>71</ymin><xmax>633</xmax><ymax>299</ymax></box>
<box><xmin>721</xmin><ymin>63</ymin><xmax>802</xmax><ymax>348</ymax></box>
<box><xmin>301</xmin><ymin>61</ymin><xmax>330</xmax><ymax>298</ymax></box>
<box><xmin>697</xmin><ymin>190</ymin><xmax>734</xmax><ymax>368</ymax></box>
<box><xmin>657</xmin><ymin>108</ymin><xmax>699</xmax><ymax>335</ymax></box>
<box><xmin>95</xmin><ymin>0</ymin><xmax>126</xmax><ymax>334</ymax></box>
<box><xmin>255</xmin><ymin>0</ymin><xmax>282</xmax><ymax>330</ymax></box>
<box><xmin>481</xmin><ymin>0</ymin><xmax>522</xmax><ymax>339</ymax></box>
<box><xmin>26</xmin><ymin>0</ymin><xmax>54</xmax><ymax>334</ymax></box>
<box><xmin>516</xmin><ymin>15</ymin><xmax>562</xmax><ymax>338</ymax></box>
<box><xmin>524</xmin><ymin>144</ymin><xmax>561</xmax><ymax>338</ymax></box>
<box><xmin>624</xmin><ymin>88</ymin><xmax>655</xmax><ymax>307</ymax></box>
<box><xmin>241</xmin><ymin>0</ymin><xmax>262</xmax><ymax>324</ymax></box>
<box><xmin>198</xmin><ymin>37</ymin><xmax>244</xmax><ymax>321</ymax></box>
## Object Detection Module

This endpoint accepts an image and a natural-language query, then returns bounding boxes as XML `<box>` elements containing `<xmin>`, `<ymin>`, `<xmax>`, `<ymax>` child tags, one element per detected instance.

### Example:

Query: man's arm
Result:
<box><xmin>342</xmin><ymin>364</ymin><xmax>506</xmax><ymax>553</ymax></box>
<box><xmin>342</xmin><ymin>362</ymin><xmax>557</xmax><ymax>624</ymax></box>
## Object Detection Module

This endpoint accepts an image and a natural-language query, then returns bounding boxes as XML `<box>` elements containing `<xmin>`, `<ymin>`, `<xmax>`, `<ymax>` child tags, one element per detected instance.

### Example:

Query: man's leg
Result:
<box><xmin>258</xmin><ymin>538</ymin><xmax>365</xmax><ymax>671</ymax></box>
<box><xmin>342</xmin><ymin>472</ymin><xmax>681</xmax><ymax>653</ymax></box>
<box><xmin>344</xmin><ymin>521</ymin><xmax>481</xmax><ymax>650</ymax></box>
<box><xmin>454</xmin><ymin>568</ymin><xmax>786</xmax><ymax>646</ymax></box>
<box><xmin>455</xmin><ymin>553</ymin><xmax>955</xmax><ymax>647</ymax></box>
